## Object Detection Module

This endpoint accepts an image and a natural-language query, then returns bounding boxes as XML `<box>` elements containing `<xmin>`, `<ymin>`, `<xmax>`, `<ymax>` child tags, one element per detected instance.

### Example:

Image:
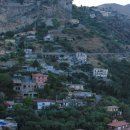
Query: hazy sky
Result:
<box><xmin>73</xmin><ymin>0</ymin><xmax>130</xmax><ymax>7</ymax></box>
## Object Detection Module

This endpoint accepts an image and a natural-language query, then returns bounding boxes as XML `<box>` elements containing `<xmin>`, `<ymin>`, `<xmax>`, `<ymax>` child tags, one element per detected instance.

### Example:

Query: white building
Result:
<box><xmin>27</xmin><ymin>31</ymin><xmax>36</xmax><ymax>35</ymax></box>
<box><xmin>100</xmin><ymin>11</ymin><xmax>111</xmax><ymax>17</ymax></box>
<box><xmin>44</xmin><ymin>34</ymin><xmax>54</xmax><ymax>42</ymax></box>
<box><xmin>72</xmin><ymin>92</ymin><xmax>93</xmax><ymax>98</ymax></box>
<box><xmin>106</xmin><ymin>106</ymin><xmax>119</xmax><ymax>112</ymax></box>
<box><xmin>93</xmin><ymin>68</ymin><xmax>108</xmax><ymax>78</ymax></box>
<box><xmin>44</xmin><ymin>65</ymin><xmax>55</xmax><ymax>72</ymax></box>
<box><xmin>24</xmin><ymin>49</ymin><xmax>32</xmax><ymax>55</ymax></box>
<box><xmin>69</xmin><ymin>19</ymin><xmax>79</xmax><ymax>26</ymax></box>
<box><xmin>26</xmin><ymin>35</ymin><xmax>36</xmax><ymax>40</ymax></box>
<box><xmin>75</xmin><ymin>52</ymin><xmax>87</xmax><ymax>64</ymax></box>
<box><xmin>90</xmin><ymin>14</ymin><xmax>96</xmax><ymax>18</ymax></box>
<box><xmin>34</xmin><ymin>99</ymin><xmax>56</xmax><ymax>110</ymax></box>
<box><xmin>68</xmin><ymin>84</ymin><xmax>84</xmax><ymax>91</ymax></box>
<box><xmin>5</xmin><ymin>39</ymin><xmax>16</xmax><ymax>45</ymax></box>
<box><xmin>45</xmin><ymin>19</ymin><xmax>54</xmax><ymax>27</ymax></box>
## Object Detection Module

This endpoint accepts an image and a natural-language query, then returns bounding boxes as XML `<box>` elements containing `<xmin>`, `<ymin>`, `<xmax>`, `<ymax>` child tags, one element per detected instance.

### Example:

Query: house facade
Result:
<box><xmin>107</xmin><ymin>106</ymin><xmax>119</xmax><ymax>112</ymax></box>
<box><xmin>5</xmin><ymin>39</ymin><xmax>16</xmax><ymax>45</ymax></box>
<box><xmin>69</xmin><ymin>19</ymin><xmax>79</xmax><ymax>26</ymax></box>
<box><xmin>4</xmin><ymin>101</ymin><xmax>15</xmax><ymax>109</ymax></box>
<box><xmin>13</xmin><ymin>73</ymin><xmax>48</xmax><ymax>97</ymax></box>
<box><xmin>68</xmin><ymin>84</ymin><xmax>84</xmax><ymax>91</ymax></box>
<box><xmin>32</xmin><ymin>73</ymin><xmax>48</xmax><ymax>87</ymax></box>
<box><xmin>72</xmin><ymin>92</ymin><xmax>93</xmax><ymax>98</ymax></box>
<box><xmin>13</xmin><ymin>76</ymin><xmax>38</xmax><ymax>98</ymax></box>
<box><xmin>93</xmin><ymin>68</ymin><xmax>108</xmax><ymax>78</ymax></box>
<box><xmin>24</xmin><ymin>49</ymin><xmax>32</xmax><ymax>55</ymax></box>
<box><xmin>75</xmin><ymin>52</ymin><xmax>87</xmax><ymax>64</ymax></box>
<box><xmin>0</xmin><ymin>60</ymin><xmax>16</xmax><ymax>68</ymax></box>
<box><xmin>44</xmin><ymin>34</ymin><xmax>54</xmax><ymax>42</ymax></box>
<box><xmin>26</xmin><ymin>35</ymin><xmax>36</xmax><ymax>41</ymax></box>
<box><xmin>34</xmin><ymin>99</ymin><xmax>56</xmax><ymax>110</ymax></box>
<box><xmin>58</xmin><ymin>99</ymin><xmax>86</xmax><ymax>108</ymax></box>
<box><xmin>100</xmin><ymin>11</ymin><xmax>111</xmax><ymax>17</ymax></box>
<box><xmin>90</xmin><ymin>14</ymin><xmax>96</xmax><ymax>18</ymax></box>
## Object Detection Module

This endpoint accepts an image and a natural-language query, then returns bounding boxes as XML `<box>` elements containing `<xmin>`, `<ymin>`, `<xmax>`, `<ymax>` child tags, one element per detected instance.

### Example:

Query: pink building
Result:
<box><xmin>32</xmin><ymin>73</ymin><xmax>48</xmax><ymax>87</ymax></box>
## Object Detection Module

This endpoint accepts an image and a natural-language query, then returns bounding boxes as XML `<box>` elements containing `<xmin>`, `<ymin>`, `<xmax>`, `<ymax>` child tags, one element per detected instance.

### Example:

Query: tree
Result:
<box><xmin>36</xmin><ymin>23</ymin><xmax>48</xmax><ymax>40</ymax></box>
<box><xmin>52</xmin><ymin>18</ymin><xmax>60</xmax><ymax>29</ymax></box>
<box><xmin>37</xmin><ymin>74</ymin><xmax>67</xmax><ymax>99</ymax></box>
<box><xmin>0</xmin><ymin>73</ymin><xmax>15</xmax><ymax>98</ymax></box>
<box><xmin>5</xmin><ymin>31</ymin><xmax>14</xmax><ymax>38</ymax></box>
<box><xmin>0</xmin><ymin>104</ymin><xmax>7</xmax><ymax>118</ymax></box>
<box><xmin>31</xmin><ymin>60</ymin><xmax>40</xmax><ymax>68</ymax></box>
<box><xmin>59</xmin><ymin>62</ymin><xmax>69</xmax><ymax>70</ymax></box>
<box><xmin>23</xmin><ymin>97</ymin><xmax>34</xmax><ymax>109</ymax></box>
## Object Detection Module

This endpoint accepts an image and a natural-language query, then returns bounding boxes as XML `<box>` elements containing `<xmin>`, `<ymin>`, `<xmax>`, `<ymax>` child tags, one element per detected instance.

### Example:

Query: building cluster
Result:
<box><xmin>0</xmin><ymin>1</ymin><xmax>129</xmax><ymax>130</ymax></box>
<box><xmin>90</xmin><ymin>8</ymin><xmax>112</xmax><ymax>18</ymax></box>
<box><xmin>13</xmin><ymin>73</ymin><xmax>48</xmax><ymax>98</ymax></box>
<box><xmin>58</xmin><ymin>52</ymin><xmax>88</xmax><ymax>66</ymax></box>
<box><xmin>34</xmin><ymin>98</ymin><xmax>89</xmax><ymax>110</ymax></box>
<box><xmin>0</xmin><ymin>28</ymin><xmax>110</xmax><ymax>104</ymax></box>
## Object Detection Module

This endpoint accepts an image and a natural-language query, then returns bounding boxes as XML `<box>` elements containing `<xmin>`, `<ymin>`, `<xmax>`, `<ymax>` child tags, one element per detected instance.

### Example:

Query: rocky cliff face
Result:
<box><xmin>0</xmin><ymin>0</ymin><xmax>72</xmax><ymax>33</ymax></box>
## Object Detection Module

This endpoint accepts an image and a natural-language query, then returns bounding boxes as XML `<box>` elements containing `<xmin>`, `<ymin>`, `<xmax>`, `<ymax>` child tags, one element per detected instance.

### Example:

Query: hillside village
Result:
<box><xmin>1</xmin><ymin>0</ymin><xmax>130</xmax><ymax>130</ymax></box>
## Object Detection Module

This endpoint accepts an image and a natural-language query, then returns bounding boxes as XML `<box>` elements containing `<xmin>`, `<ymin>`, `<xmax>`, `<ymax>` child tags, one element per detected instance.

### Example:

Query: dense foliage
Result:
<box><xmin>0</xmin><ymin>73</ymin><xmax>15</xmax><ymax>98</ymax></box>
<box><xmin>10</xmin><ymin>106</ymin><xmax>111</xmax><ymax>130</ymax></box>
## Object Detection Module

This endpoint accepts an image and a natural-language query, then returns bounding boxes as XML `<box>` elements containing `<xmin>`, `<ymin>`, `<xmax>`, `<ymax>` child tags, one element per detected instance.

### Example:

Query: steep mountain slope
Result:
<box><xmin>0</xmin><ymin>0</ymin><xmax>72</xmax><ymax>32</ymax></box>
<box><xmin>98</xmin><ymin>3</ymin><xmax>130</xmax><ymax>18</ymax></box>
<box><xmin>71</xmin><ymin>6</ymin><xmax>130</xmax><ymax>52</ymax></box>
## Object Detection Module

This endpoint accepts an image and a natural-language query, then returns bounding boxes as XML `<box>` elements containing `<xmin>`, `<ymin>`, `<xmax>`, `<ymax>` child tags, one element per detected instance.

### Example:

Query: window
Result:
<box><xmin>16</xmin><ymin>87</ymin><xmax>20</xmax><ymax>90</ymax></box>
<box><xmin>24</xmin><ymin>94</ymin><xmax>28</xmax><ymax>96</ymax></box>
<box><xmin>29</xmin><ymin>94</ymin><xmax>32</xmax><ymax>96</ymax></box>
<box><xmin>42</xmin><ymin>103</ymin><xmax>45</xmax><ymax>109</ymax></box>
<box><xmin>118</xmin><ymin>127</ymin><xmax>121</xmax><ymax>130</ymax></box>
<box><xmin>34</xmin><ymin>94</ymin><xmax>38</xmax><ymax>97</ymax></box>
<box><xmin>23</xmin><ymin>85</ymin><xmax>26</xmax><ymax>89</ymax></box>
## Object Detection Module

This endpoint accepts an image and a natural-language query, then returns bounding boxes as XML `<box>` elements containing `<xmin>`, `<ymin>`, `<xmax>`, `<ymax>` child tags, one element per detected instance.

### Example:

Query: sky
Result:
<box><xmin>73</xmin><ymin>0</ymin><xmax>130</xmax><ymax>7</ymax></box>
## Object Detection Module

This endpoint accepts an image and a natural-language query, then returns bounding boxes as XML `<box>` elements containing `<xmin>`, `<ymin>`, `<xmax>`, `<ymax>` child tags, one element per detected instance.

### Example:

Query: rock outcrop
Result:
<box><xmin>0</xmin><ymin>0</ymin><xmax>72</xmax><ymax>32</ymax></box>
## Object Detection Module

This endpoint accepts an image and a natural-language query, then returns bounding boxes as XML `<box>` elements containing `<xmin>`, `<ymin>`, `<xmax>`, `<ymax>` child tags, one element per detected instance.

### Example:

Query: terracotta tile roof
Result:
<box><xmin>32</xmin><ymin>73</ymin><xmax>48</xmax><ymax>77</ymax></box>
<box><xmin>108</xmin><ymin>120</ymin><xmax>129</xmax><ymax>127</ymax></box>
<box><xmin>32</xmin><ymin>73</ymin><xmax>44</xmax><ymax>76</ymax></box>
